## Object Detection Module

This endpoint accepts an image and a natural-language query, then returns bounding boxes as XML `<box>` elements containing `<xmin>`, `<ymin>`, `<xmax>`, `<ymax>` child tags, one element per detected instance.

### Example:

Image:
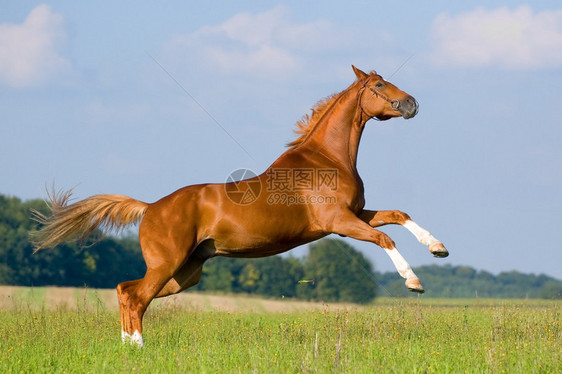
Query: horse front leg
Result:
<box><xmin>327</xmin><ymin>210</ymin><xmax>424</xmax><ymax>293</ymax></box>
<box><xmin>359</xmin><ymin>209</ymin><xmax>449</xmax><ymax>258</ymax></box>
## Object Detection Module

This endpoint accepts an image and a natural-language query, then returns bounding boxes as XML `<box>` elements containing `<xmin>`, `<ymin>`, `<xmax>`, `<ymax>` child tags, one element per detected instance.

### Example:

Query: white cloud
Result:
<box><xmin>0</xmin><ymin>4</ymin><xmax>72</xmax><ymax>87</ymax></box>
<box><xmin>164</xmin><ymin>6</ymin><xmax>345</xmax><ymax>77</ymax></box>
<box><xmin>430</xmin><ymin>6</ymin><xmax>562</xmax><ymax>69</ymax></box>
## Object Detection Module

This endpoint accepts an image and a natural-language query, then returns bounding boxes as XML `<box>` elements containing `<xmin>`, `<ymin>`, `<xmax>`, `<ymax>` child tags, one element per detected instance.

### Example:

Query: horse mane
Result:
<box><xmin>286</xmin><ymin>92</ymin><xmax>342</xmax><ymax>148</ymax></box>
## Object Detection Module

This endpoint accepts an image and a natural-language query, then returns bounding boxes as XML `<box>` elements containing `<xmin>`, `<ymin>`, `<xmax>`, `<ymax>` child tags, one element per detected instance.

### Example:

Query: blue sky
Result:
<box><xmin>1</xmin><ymin>1</ymin><xmax>561</xmax><ymax>279</ymax></box>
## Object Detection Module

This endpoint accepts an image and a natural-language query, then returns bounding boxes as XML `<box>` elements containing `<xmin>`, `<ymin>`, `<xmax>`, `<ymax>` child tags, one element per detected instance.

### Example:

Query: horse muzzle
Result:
<box><xmin>393</xmin><ymin>96</ymin><xmax>418</xmax><ymax>119</ymax></box>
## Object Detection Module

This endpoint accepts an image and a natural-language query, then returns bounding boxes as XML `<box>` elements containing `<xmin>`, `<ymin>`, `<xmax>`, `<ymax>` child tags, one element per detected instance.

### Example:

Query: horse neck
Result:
<box><xmin>300</xmin><ymin>83</ymin><xmax>367</xmax><ymax>171</ymax></box>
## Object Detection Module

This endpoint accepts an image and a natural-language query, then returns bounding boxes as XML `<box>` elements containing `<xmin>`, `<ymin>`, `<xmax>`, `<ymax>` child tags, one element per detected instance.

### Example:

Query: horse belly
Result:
<box><xmin>210</xmin><ymin>212</ymin><xmax>326</xmax><ymax>258</ymax></box>
<box><xmin>214</xmin><ymin>233</ymin><xmax>327</xmax><ymax>258</ymax></box>
<box><xmin>188</xmin><ymin>183</ymin><xmax>327</xmax><ymax>257</ymax></box>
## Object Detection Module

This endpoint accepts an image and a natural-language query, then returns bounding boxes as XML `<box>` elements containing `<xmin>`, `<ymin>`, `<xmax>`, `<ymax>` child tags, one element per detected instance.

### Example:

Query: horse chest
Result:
<box><xmin>338</xmin><ymin>171</ymin><xmax>366</xmax><ymax>213</ymax></box>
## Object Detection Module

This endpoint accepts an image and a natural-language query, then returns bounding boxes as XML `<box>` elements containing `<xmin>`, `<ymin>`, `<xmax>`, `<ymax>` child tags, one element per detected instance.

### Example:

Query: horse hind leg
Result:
<box><xmin>117</xmin><ymin>239</ymin><xmax>193</xmax><ymax>347</ymax></box>
<box><xmin>155</xmin><ymin>265</ymin><xmax>203</xmax><ymax>299</ymax></box>
<box><xmin>116</xmin><ymin>279</ymin><xmax>140</xmax><ymax>343</ymax></box>
<box><xmin>117</xmin><ymin>240</ymin><xmax>213</xmax><ymax>346</ymax></box>
<box><xmin>117</xmin><ymin>265</ymin><xmax>180</xmax><ymax>347</ymax></box>
<box><xmin>360</xmin><ymin>210</ymin><xmax>449</xmax><ymax>258</ymax></box>
<box><xmin>155</xmin><ymin>242</ymin><xmax>215</xmax><ymax>298</ymax></box>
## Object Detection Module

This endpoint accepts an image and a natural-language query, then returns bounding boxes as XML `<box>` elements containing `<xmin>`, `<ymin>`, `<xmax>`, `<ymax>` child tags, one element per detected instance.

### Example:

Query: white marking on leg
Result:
<box><xmin>403</xmin><ymin>220</ymin><xmax>440</xmax><ymax>247</ymax></box>
<box><xmin>130</xmin><ymin>330</ymin><xmax>144</xmax><ymax>348</ymax></box>
<box><xmin>121</xmin><ymin>330</ymin><xmax>131</xmax><ymax>343</ymax></box>
<box><xmin>383</xmin><ymin>247</ymin><xmax>418</xmax><ymax>281</ymax></box>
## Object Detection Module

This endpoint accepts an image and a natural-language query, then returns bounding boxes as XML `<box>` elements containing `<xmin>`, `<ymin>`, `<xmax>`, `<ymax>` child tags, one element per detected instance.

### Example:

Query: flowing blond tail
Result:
<box><xmin>30</xmin><ymin>189</ymin><xmax>149</xmax><ymax>252</ymax></box>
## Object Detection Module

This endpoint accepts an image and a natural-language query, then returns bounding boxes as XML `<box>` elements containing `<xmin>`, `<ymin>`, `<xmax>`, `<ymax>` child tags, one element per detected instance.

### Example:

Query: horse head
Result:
<box><xmin>353</xmin><ymin>65</ymin><xmax>418</xmax><ymax>121</ymax></box>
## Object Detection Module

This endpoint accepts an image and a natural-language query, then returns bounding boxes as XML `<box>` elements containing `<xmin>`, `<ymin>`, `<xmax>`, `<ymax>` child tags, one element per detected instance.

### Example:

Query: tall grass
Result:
<box><xmin>0</xmin><ymin>295</ymin><xmax>559</xmax><ymax>373</ymax></box>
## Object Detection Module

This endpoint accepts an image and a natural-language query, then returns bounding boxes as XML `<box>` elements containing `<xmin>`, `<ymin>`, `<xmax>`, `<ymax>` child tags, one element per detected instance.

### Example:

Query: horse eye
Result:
<box><xmin>375</xmin><ymin>82</ymin><xmax>384</xmax><ymax>90</ymax></box>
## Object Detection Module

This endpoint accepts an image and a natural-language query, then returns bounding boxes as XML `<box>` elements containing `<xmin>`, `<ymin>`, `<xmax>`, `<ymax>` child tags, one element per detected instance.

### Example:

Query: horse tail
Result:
<box><xmin>31</xmin><ymin>189</ymin><xmax>149</xmax><ymax>252</ymax></box>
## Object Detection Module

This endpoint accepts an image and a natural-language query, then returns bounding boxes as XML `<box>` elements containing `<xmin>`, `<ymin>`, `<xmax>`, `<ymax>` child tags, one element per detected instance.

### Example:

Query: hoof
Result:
<box><xmin>122</xmin><ymin>330</ymin><xmax>144</xmax><ymax>348</ymax></box>
<box><xmin>406</xmin><ymin>278</ymin><xmax>425</xmax><ymax>293</ymax></box>
<box><xmin>130</xmin><ymin>331</ymin><xmax>144</xmax><ymax>348</ymax></box>
<box><xmin>430</xmin><ymin>242</ymin><xmax>449</xmax><ymax>258</ymax></box>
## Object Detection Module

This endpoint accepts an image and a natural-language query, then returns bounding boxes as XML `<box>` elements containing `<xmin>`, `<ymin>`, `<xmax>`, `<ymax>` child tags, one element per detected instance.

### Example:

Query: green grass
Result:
<box><xmin>0</xmin><ymin>296</ymin><xmax>559</xmax><ymax>373</ymax></box>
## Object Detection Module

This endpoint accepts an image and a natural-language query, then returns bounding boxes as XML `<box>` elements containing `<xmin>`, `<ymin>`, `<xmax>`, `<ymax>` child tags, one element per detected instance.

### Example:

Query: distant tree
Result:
<box><xmin>250</xmin><ymin>256</ymin><xmax>303</xmax><ymax>298</ymax></box>
<box><xmin>476</xmin><ymin>270</ymin><xmax>495</xmax><ymax>282</ymax></box>
<box><xmin>455</xmin><ymin>266</ymin><xmax>476</xmax><ymax>279</ymax></box>
<box><xmin>0</xmin><ymin>194</ymin><xmax>146</xmax><ymax>288</ymax></box>
<box><xmin>195</xmin><ymin>255</ymin><xmax>304</xmax><ymax>298</ymax></box>
<box><xmin>375</xmin><ymin>265</ymin><xmax>562</xmax><ymax>299</ymax></box>
<box><xmin>538</xmin><ymin>281</ymin><xmax>562</xmax><ymax>299</ymax></box>
<box><xmin>239</xmin><ymin>262</ymin><xmax>260</xmax><ymax>293</ymax></box>
<box><xmin>195</xmin><ymin>257</ymin><xmax>241</xmax><ymax>293</ymax></box>
<box><xmin>301</xmin><ymin>239</ymin><xmax>377</xmax><ymax>304</ymax></box>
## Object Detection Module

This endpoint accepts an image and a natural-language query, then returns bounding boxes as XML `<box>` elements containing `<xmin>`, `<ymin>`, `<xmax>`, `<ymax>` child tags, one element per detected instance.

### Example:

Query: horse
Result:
<box><xmin>31</xmin><ymin>66</ymin><xmax>448</xmax><ymax>347</ymax></box>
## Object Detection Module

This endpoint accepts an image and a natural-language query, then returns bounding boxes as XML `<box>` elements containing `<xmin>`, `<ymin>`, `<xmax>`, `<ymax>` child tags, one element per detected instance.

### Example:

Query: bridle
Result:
<box><xmin>357</xmin><ymin>78</ymin><xmax>401</xmax><ymax>120</ymax></box>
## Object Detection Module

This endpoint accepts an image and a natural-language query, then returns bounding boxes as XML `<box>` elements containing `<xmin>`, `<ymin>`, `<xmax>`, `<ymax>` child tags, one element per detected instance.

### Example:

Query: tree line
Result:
<box><xmin>1</xmin><ymin>194</ymin><xmax>560</xmax><ymax>301</ymax></box>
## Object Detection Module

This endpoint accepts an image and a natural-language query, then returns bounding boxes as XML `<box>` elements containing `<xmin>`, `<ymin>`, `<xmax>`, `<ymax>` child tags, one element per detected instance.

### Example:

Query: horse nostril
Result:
<box><xmin>401</xmin><ymin>96</ymin><xmax>419</xmax><ymax>119</ymax></box>
<box><xmin>406</xmin><ymin>96</ymin><xmax>416</xmax><ymax>106</ymax></box>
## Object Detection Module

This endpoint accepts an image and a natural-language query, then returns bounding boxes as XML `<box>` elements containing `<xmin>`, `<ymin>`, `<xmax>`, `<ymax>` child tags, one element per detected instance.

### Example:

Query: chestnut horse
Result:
<box><xmin>32</xmin><ymin>66</ymin><xmax>448</xmax><ymax>347</ymax></box>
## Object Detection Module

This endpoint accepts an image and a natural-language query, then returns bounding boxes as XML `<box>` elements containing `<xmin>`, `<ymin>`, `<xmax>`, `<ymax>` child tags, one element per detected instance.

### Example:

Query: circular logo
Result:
<box><xmin>225</xmin><ymin>168</ymin><xmax>261</xmax><ymax>205</ymax></box>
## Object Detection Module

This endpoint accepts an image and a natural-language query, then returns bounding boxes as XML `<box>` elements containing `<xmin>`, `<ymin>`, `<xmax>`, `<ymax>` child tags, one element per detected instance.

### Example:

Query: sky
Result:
<box><xmin>1</xmin><ymin>1</ymin><xmax>561</xmax><ymax>280</ymax></box>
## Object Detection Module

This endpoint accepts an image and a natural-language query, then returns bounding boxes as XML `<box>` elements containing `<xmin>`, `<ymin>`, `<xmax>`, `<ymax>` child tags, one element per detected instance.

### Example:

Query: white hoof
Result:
<box><xmin>429</xmin><ymin>242</ymin><xmax>449</xmax><ymax>258</ymax></box>
<box><xmin>130</xmin><ymin>330</ymin><xmax>144</xmax><ymax>348</ymax></box>
<box><xmin>406</xmin><ymin>278</ymin><xmax>425</xmax><ymax>293</ymax></box>
<box><xmin>122</xmin><ymin>330</ymin><xmax>144</xmax><ymax>347</ymax></box>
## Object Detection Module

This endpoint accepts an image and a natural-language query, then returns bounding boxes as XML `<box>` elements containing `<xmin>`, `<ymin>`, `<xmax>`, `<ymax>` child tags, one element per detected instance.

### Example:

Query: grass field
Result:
<box><xmin>0</xmin><ymin>287</ymin><xmax>559</xmax><ymax>373</ymax></box>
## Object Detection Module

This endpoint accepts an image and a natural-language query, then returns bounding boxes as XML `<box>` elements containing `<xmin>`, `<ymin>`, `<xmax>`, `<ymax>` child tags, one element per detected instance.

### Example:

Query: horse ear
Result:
<box><xmin>352</xmin><ymin>65</ymin><xmax>368</xmax><ymax>81</ymax></box>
